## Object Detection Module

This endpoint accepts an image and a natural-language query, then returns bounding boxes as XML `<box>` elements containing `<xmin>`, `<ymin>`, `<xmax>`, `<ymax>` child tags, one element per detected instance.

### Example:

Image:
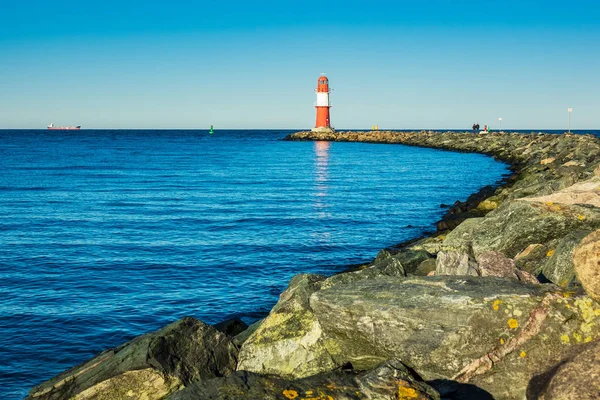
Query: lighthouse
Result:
<box><xmin>311</xmin><ymin>74</ymin><xmax>334</xmax><ymax>133</ymax></box>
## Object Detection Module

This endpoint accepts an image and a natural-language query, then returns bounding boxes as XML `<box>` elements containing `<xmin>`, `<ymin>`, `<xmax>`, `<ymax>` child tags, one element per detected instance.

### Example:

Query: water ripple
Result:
<box><xmin>0</xmin><ymin>129</ymin><xmax>509</xmax><ymax>399</ymax></box>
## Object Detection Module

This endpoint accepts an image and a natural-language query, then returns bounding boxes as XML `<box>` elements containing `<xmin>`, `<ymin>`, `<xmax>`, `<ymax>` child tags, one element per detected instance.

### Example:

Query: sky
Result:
<box><xmin>1</xmin><ymin>0</ymin><xmax>599</xmax><ymax>130</ymax></box>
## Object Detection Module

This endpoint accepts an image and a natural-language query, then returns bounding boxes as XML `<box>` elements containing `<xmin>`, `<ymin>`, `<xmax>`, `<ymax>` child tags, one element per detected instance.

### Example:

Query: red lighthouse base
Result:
<box><xmin>312</xmin><ymin>106</ymin><xmax>334</xmax><ymax>133</ymax></box>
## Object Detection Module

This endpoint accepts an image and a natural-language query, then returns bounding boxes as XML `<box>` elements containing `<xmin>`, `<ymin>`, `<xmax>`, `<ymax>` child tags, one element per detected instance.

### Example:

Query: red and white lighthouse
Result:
<box><xmin>312</xmin><ymin>74</ymin><xmax>334</xmax><ymax>133</ymax></box>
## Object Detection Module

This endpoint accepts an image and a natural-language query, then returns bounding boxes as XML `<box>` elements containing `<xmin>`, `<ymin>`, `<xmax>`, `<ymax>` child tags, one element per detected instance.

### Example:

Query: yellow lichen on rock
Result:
<box><xmin>477</xmin><ymin>198</ymin><xmax>499</xmax><ymax>212</ymax></box>
<box><xmin>70</xmin><ymin>368</ymin><xmax>182</xmax><ymax>400</ymax></box>
<box><xmin>397</xmin><ymin>384</ymin><xmax>419</xmax><ymax>399</ymax></box>
<box><xmin>492</xmin><ymin>299</ymin><xmax>502</xmax><ymax>311</ymax></box>
<box><xmin>283</xmin><ymin>389</ymin><xmax>299</xmax><ymax>399</ymax></box>
<box><xmin>507</xmin><ymin>318</ymin><xmax>519</xmax><ymax>329</ymax></box>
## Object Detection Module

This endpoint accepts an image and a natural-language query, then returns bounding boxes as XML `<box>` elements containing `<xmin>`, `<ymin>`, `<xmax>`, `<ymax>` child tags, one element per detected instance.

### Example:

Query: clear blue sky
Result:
<box><xmin>1</xmin><ymin>0</ymin><xmax>598</xmax><ymax>129</ymax></box>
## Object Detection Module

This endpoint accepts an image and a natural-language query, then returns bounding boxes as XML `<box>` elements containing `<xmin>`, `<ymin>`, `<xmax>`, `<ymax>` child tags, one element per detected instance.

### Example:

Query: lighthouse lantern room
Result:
<box><xmin>311</xmin><ymin>74</ymin><xmax>334</xmax><ymax>133</ymax></box>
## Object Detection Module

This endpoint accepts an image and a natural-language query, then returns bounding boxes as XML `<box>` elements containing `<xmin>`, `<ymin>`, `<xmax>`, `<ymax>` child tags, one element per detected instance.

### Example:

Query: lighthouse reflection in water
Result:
<box><xmin>313</xmin><ymin>141</ymin><xmax>332</xmax><ymax>246</ymax></box>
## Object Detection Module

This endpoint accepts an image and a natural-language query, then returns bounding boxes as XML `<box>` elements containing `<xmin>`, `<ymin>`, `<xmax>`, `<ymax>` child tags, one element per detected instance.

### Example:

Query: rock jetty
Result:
<box><xmin>28</xmin><ymin>130</ymin><xmax>600</xmax><ymax>399</ymax></box>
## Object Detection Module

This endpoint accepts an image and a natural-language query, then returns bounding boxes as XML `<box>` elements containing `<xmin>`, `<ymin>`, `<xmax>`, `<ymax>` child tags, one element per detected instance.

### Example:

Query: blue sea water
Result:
<box><xmin>0</xmin><ymin>129</ymin><xmax>516</xmax><ymax>398</ymax></box>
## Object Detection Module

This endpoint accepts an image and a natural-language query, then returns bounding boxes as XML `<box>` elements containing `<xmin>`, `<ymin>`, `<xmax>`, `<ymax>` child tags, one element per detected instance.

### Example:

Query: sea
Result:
<box><xmin>0</xmin><ymin>129</ymin><xmax>595</xmax><ymax>399</ymax></box>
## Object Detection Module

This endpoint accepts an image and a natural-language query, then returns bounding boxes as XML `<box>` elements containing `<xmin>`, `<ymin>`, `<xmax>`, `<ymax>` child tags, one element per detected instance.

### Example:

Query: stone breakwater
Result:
<box><xmin>28</xmin><ymin>131</ymin><xmax>600</xmax><ymax>400</ymax></box>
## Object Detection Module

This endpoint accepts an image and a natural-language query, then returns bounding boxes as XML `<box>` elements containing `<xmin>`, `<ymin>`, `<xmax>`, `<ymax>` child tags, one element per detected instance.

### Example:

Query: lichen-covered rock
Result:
<box><xmin>540</xmin><ymin>230</ymin><xmax>590</xmax><ymax>287</ymax></box>
<box><xmin>526</xmin><ymin>340</ymin><xmax>600</xmax><ymax>400</ymax></box>
<box><xmin>236</xmin><ymin>274</ymin><xmax>336</xmax><ymax>378</ymax></box>
<box><xmin>233</xmin><ymin>319</ymin><xmax>262</xmax><ymax>346</ymax></box>
<box><xmin>477</xmin><ymin>196</ymin><xmax>501</xmax><ymax>212</ymax></box>
<box><xmin>26</xmin><ymin>317</ymin><xmax>237</xmax><ymax>400</ymax></box>
<box><xmin>475</xmin><ymin>251</ymin><xmax>518</xmax><ymax>277</ymax></box>
<box><xmin>435</xmin><ymin>249</ymin><xmax>478</xmax><ymax>276</ymax></box>
<box><xmin>573</xmin><ymin>229</ymin><xmax>600</xmax><ymax>302</ymax></box>
<box><xmin>72</xmin><ymin>369</ymin><xmax>181</xmax><ymax>400</ymax></box>
<box><xmin>515</xmin><ymin>243</ymin><xmax>548</xmax><ymax>274</ymax></box>
<box><xmin>435</xmin><ymin>249</ymin><xmax>537</xmax><ymax>283</ymax></box>
<box><xmin>393</xmin><ymin>249</ymin><xmax>432</xmax><ymax>274</ymax></box>
<box><xmin>524</xmin><ymin>178</ymin><xmax>600</xmax><ymax>208</ymax></box>
<box><xmin>370</xmin><ymin>247</ymin><xmax>433</xmax><ymax>275</ymax></box>
<box><xmin>443</xmin><ymin>200</ymin><xmax>600</xmax><ymax>265</ymax></box>
<box><xmin>171</xmin><ymin>359</ymin><xmax>440</xmax><ymax>400</ymax></box>
<box><xmin>241</xmin><ymin>275</ymin><xmax>600</xmax><ymax>399</ymax></box>
<box><xmin>415</xmin><ymin>258</ymin><xmax>437</xmax><ymax>276</ymax></box>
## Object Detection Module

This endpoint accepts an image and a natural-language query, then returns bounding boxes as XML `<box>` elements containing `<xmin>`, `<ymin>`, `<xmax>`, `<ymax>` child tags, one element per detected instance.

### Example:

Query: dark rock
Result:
<box><xmin>428</xmin><ymin>379</ymin><xmax>494</xmax><ymax>400</ymax></box>
<box><xmin>436</xmin><ymin>210</ymin><xmax>485</xmax><ymax>232</ymax></box>
<box><xmin>233</xmin><ymin>319</ymin><xmax>262</xmax><ymax>347</ymax></box>
<box><xmin>26</xmin><ymin>317</ymin><xmax>238</xmax><ymax>400</ymax></box>
<box><xmin>213</xmin><ymin>318</ymin><xmax>249</xmax><ymax>337</ymax></box>
<box><xmin>414</xmin><ymin>258</ymin><xmax>437</xmax><ymax>276</ymax></box>
<box><xmin>172</xmin><ymin>359</ymin><xmax>440</xmax><ymax>400</ymax></box>
<box><xmin>394</xmin><ymin>249</ymin><xmax>433</xmax><ymax>274</ymax></box>
<box><xmin>515</xmin><ymin>243</ymin><xmax>548</xmax><ymax>274</ymax></box>
<box><xmin>526</xmin><ymin>340</ymin><xmax>600</xmax><ymax>400</ymax></box>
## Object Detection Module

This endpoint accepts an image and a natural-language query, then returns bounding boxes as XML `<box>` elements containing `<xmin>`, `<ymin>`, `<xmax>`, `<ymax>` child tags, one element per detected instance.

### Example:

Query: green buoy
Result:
<box><xmin>209</xmin><ymin>125</ymin><xmax>214</xmax><ymax>135</ymax></box>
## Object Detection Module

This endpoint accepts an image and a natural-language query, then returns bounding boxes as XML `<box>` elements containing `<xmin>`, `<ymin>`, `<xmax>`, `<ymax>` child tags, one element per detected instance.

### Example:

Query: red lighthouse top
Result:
<box><xmin>317</xmin><ymin>75</ymin><xmax>329</xmax><ymax>93</ymax></box>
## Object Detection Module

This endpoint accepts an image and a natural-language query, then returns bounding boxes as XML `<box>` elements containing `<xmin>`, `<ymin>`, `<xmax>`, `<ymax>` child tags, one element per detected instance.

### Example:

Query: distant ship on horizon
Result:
<box><xmin>47</xmin><ymin>123</ymin><xmax>81</xmax><ymax>130</ymax></box>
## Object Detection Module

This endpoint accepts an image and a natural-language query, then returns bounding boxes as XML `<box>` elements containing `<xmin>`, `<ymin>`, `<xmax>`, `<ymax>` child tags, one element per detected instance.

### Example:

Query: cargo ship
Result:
<box><xmin>47</xmin><ymin>123</ymin><xmax>81</xmax><ymax>130</ymax></box>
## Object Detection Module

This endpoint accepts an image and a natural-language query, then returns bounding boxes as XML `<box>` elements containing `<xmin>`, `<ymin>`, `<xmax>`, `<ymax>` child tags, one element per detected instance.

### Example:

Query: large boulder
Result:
<box><xmin>236</xmin><ymin>274</ymin><xmax>336</xmax><ymax>378</ymax></box>
<box><xmin>435</xmin><ymin>249</ymin><xmax>478</xmax><ymax>276</ymax></box>
<box><xmin>573</xmin><ymin>229</ymin><xmax>600</xmax><ymax>302</ymax></box>
<box><xmin>515</xmin><ymin>243</ymin><xmax>549</xmax><ymax>275</ymax></box>
<box><xmin>442</xmin><ymin>200</ymin><xmax>600</xmax><ymax>269</ymax></box>
<box><xmin>393</xmin><ymin>249</ymin><xmax>432</xmax><ymax>274</ymax></box>
<box><xmin>26</xmin><ymin>317</ymin><xmax>238</xmax><ymax>400</ymax></box>
<box><xmin>435</xmin><ymin>248</ymin><xmax>537</xmax><ymax>283</ymax></box>
<box><xmin>524</xmin><ymin>178</ymin><xmax>600</xmax><ymax>208</ymax></box>
<box><xmin>540</xmin><ymin>230</ymin><xmax>590</xmax><ymax>287</ymax></box>
<box><xmin>527</xmin><ymin>340</ymin><xmax>600</xmax><ymax>399</ymax></box>
<box><xmin>240</xmin><ymin>275</ymin><xmax>600</xmax><ymax>399</ymax></box>
<box><xmin>172</xmin><ymin>359</ymin><xmax>440</xmax><ymax>400</ymax></box>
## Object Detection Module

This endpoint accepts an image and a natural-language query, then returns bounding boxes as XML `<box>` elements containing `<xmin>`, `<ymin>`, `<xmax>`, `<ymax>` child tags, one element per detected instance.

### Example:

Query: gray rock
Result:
<box><xmin>515</xmin><ymin>243</ymin><xmax>548</xmax><ymax>274</ymax></box>
<box><xmin>171</xmin><ymin>359</ymin><xmax>440</xmax><ymax>400</ymax></box>
<box><xmin>233</xmin><ymin>319</ymin><xmax>262</xmax><ymax>347</ymax></box>
<box><xmin>27</xmin><ymin>317</ymin><xmax>238</xmax><ymax>400</ymax></box>
<box><xmin>443</xmin><ymin>201</ymin><xmax>600</xmax><ymax>259</ymax></box>
<box><xmin>240</xmin><ymin>275</ymin><xmax>600</xmax><ymax>399</ymax></box>
<box><xmin>475</xmin><ymin>251</ymin><xmax>518</xmax><ymax>277</ymax></box>
<box><xmin>573</xmin><ymin>229</ymin><xmax>600</xmax><ymax>302</ymax></box>
<box><xmin>540</xmin><ymin>230</ymin><xmax>591</xmax><ymax>287</ymax></box>
<box><xmin>395</xmin><ymin>249</ymin><xmax>433</xmax><ymax>274</ymax></box>
<box><xmin>527</xmin><ymin>340</ymin><xmax>600</xmax><ymax>400</ymax></box>
<box><xmin>236</xmin><ymin>274</ymin><xmax>336</xmax><ymax>378</ymax></box>
<box><xmin>415</xmin><ymin>258</ymin><xmax>437</xmax><ymax>276</ymax></box>
<box><xmin>435</xmin><ymin>250</ymin><xmax>478</xmax><ymax>276</ymax></box>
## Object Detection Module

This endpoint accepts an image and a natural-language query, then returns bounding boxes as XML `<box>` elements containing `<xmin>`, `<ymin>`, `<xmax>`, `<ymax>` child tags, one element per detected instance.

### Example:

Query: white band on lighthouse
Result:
<box><xmin>316</xmin><ymin>92</ymin><xmax>330</xmax><ymax>107</ymax></box>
